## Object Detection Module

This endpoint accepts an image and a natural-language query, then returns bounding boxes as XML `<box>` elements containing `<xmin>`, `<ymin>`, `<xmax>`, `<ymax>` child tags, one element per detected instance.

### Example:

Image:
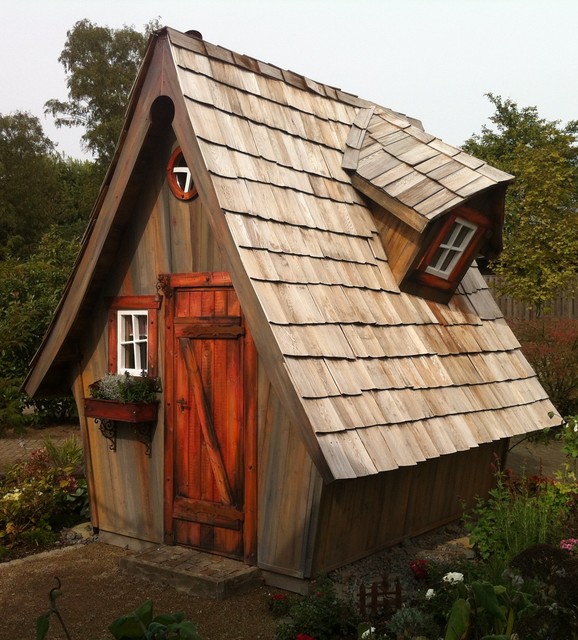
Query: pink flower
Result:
<box><xmin>560</xmin><ymin>538</ymin><xmax>578</xmax><ymax>552</ymax></box>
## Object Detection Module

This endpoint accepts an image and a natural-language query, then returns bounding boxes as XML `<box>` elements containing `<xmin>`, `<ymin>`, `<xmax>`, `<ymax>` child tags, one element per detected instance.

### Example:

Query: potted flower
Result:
<box><xmin>84</xmin><ymin>372</ymin><xmax>161</xmax><ymax>423</ymax></box>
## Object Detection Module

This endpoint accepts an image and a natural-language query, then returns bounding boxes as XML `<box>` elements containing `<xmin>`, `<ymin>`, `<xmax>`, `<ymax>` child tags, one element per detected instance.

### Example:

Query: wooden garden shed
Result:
<box><xmin>24</xmin><ymin>27</ymin><xmax>558</xmax><ymax>588</ymax></box>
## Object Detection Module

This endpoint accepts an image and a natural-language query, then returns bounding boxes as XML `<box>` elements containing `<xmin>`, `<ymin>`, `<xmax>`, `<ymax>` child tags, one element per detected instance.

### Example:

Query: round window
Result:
<box><xmin>167</xmin><ymin>147</ymin><xmax>197</xmax><ymax>200</ymax></box>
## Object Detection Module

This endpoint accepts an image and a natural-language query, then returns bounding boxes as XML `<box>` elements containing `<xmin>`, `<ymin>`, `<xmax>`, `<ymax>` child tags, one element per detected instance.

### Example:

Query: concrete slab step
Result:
<box><xmin>119</xmin><ymin>546</ymin><xmax>261</xmax><ymax>599</ymax></box>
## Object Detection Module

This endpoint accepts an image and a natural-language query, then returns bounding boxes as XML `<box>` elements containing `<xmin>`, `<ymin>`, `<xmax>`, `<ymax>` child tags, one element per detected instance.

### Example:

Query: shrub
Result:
<box><xmin>510</xmin><ymin>544</ymin><xmax>578</xmax><ymax>639</ymax></box>
<box><xmin>276</xmin><ymin>577</ymin><xmax>359</xmax><ymax>640</ymax></box>
<box><xmin>465</xmin><ymin>469</ymin><xmax>578</xmax><ymax>571</ymax></box>
<box><xmin>0</xmin><ymin>441</ymin><xmax>88</xmax><ymax>550</ymax></box>
<box><xmin>510</xmin><ymin>318</ymin><xmax>578</xmax><ymax>416</ymax></box>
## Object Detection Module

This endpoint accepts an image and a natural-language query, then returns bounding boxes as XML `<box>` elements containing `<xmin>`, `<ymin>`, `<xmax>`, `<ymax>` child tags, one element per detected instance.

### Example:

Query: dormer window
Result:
<box><xmin>424</xmin><ymin>217</ymin><xmax>477</xmax><ymax>279</ymax></box>
<box><xmin>342</xmin><ymin>106</ymin><xmax>512</xmax><ymax>304</ymax></box>
<box><xmin>409</xmin><ymin>207</ymin><xmax>492</xmax><ymax>300</ymax></box>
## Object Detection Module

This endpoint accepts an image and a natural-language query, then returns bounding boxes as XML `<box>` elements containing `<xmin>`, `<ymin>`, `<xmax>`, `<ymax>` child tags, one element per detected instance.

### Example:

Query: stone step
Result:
<box><xmin>120</xmin><ymin>546</ymin><xmax>261</xmax><ymax>600</ymax></box>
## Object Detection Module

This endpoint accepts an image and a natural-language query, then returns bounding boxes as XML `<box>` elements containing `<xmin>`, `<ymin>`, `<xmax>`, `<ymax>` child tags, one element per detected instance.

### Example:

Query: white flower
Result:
<box><xmin>442</xmin><ymin>572</ymin><xmax>464</xmax><ymax>584</ymax></box>
<box><xmin>573</xmin><ymin>423</ymin><xmax>578</xmax><ymax>433</ymax></box>
<box><xmin>361</xmin><ymin>628</ymin><xmax>376</xmax><ymax>639</ymax></box>
<box><xmin>426</xmin><ymin>588</ymin><xmax>435</xmax><ymax>599</ymax></box>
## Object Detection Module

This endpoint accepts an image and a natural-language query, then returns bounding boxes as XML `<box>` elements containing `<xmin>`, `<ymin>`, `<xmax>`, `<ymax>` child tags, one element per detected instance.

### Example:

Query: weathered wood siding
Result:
<box><xmin>311</xmin><ymin>441</ymin><xmax>506</xmax><ymax>574</ymax></box>
<box><xmin>75</xmin><ymin>130</ymin><xmax>225</xmax><ymax>545</ymax></box>
<box><xmin>257</xmin><ymin>365</ymin><xmax>323</xmax><ymax>577</ymax></box>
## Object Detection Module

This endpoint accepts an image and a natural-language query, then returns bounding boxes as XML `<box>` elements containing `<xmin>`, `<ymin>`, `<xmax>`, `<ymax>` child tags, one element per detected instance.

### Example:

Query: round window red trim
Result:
<box><xmin>167</xmin><ymin>147</ymin><xmax>198</xmax><ymax>200</ymax></box>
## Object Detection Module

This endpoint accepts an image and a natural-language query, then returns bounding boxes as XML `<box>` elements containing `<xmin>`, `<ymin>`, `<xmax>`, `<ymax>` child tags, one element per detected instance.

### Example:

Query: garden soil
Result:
<box><xmin>0</xmin><ymin>542</ymin><xmax>278</xmax><ymax>640</ymax></box>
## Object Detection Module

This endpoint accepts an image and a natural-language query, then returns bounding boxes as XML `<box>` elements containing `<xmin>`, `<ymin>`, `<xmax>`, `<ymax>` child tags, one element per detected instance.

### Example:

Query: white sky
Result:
<box><xmin>3</xmin><ymin>0</ymin><xmax>577</xmax><ymax>159</ymax></box>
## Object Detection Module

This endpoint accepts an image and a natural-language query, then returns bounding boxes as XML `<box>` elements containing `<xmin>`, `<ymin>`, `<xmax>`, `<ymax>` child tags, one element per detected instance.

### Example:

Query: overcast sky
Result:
<box><xmin>3</xmin><ymin>0</ymin><xmax>577</xmax><ymax>159</ymax></box>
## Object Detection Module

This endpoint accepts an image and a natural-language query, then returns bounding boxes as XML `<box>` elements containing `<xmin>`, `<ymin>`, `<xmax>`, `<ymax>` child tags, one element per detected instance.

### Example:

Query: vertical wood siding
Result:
<box><xmin>257</xmin><ymin>365</ymin><xmax>323</xmax><ymax>577</ymax></box>
<box><xmin>311</xmin><ymin>441</ymin><xmax>505</xmax><ymax>574</ymax></box>
<box><xmin>76</xmin><ymin>131</ymin><xmax>225</xmax><ymax>546</ymax></box>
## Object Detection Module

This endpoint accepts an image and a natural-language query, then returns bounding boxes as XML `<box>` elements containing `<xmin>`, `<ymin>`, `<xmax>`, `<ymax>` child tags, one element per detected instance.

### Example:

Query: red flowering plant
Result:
<box><xmin>410</xmin><ymin>558</ymin><xmax>429</xmax><ymax>580</ymax></box>
<box><xmin>268</xmin><ymin>592</ymin><xmax>291</xmax><ymax>617</ymax></box>
<box><xmin>510</xmin><ymin>318</ymin><xmax>578</xmax><ymax>417</ymax></box>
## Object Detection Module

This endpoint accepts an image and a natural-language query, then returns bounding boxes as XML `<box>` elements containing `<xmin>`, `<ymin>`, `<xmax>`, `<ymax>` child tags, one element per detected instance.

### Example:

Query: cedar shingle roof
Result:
<box><xmin>166</xmin><ymin>28</ymin><xmax>556</xmax><ymax>479</ymax></box>
<box><xmin>24</xmin><ymin>28</ymin><xmax>558</xmax><ymax>482</ymax></box>
<box><xmin>344</xmin><ymin>107</ymin><xmax>514</xmax><ymax>231</ymax></box>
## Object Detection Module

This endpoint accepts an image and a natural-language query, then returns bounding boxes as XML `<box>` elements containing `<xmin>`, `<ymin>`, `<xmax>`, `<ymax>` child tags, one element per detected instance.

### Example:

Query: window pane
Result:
<box><xmin>122</xmin><ymin>344</ymin><xmax>135</xmax><ymax>370</ymax></box>
<box><xmin>425</xmin><ymin>217</ymin><xmax>477</xmax><ymax>279</ymax></box>
<box><xmin>117</xmin><ymin>310</ymin><xmax>148</xmax><ymax>374</ymax></box>
<box><xmin>138</xmin><ymin>342</ymin><xmax>147</xmax><ymax>371</ymax></box>
<box><xmin>122</xmin><ymin>314</ymin><xmax>134</xmax><ymax>341</ymax></box>
<box><xmin>137</xmin><ymin>315</ymin><xmax>148</xmax><ymax>340</ymax></box>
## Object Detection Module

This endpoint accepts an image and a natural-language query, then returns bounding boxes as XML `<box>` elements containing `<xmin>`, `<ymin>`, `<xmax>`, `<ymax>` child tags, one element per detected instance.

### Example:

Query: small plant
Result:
<box><xmin>0</xmin><ymin>441</ymin><xmax>88</xmax><ymax>552</ymax></box>
<box><xmin>276</xmin><ymin>577</ymin><xmax>359</xmax><ymax>640</ymax></box>
<box><xmin>269</xmin><ymin>592</ymin><xmax>292</xmax><ymax>618</ymax></box>
<box><xmin>108</xmin><ymin>599</ymin><xmax>201</xmax><ymax>639</ymax></box>
<box><xmin>36</xmin><ymin>584</ymin><xmax>202</xmax><ymax>640</ymax></box>
<box><xmin>465</xmin><ymin>468</ymin><xmax>578</xmax><ymax>570</ymax></box>
<box><xmin>89</xmin><ymin>372</ymin><xmax>161</xmax><ymax>403</ymax></box>
<box><xmin>386</xmin><ymin>605</ymin><xmax>440</xmax><ymax>640</ymax></box>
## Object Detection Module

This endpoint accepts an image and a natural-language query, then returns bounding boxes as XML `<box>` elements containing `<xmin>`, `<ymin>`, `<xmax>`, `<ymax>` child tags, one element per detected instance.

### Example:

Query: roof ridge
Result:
<box><xmin>165</xmin><ymin>27</ymin><xmax>373</xmax><ymax>110</ymax></box>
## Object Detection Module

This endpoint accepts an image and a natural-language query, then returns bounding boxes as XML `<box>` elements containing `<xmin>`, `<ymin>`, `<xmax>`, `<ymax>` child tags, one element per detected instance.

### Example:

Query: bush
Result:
<box><xmin>465</xmin><ymin>469</ymin><xmax>578</xmax><ymax>571</ymax></box>
<box><xmin>510</xmin><ymin>318</ymin><xmax>578</xmax><ymax>416</ymax></box>
<box><xmin>276</xmin><ymin>577</ymin><xmax>359</xmax><ymax>640</ymax></box>
<box><xmin>0</xmin><ymin>441</ymin><xmax>88</xmax><ymax>550</ymax></box>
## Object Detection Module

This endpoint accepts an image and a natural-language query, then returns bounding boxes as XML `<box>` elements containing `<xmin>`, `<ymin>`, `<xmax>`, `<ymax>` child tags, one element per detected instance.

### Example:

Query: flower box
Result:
<box><xmin>83</xmin><ymin>398</ymin><xmax>159</xmax><ymax>423</ymax></box>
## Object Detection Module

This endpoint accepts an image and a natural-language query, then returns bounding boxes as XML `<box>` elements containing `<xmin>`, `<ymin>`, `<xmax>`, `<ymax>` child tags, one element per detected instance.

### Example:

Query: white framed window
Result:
<box><xmin>117</xmin><ymin>310</ymin><xmax>148</xmax><ymax>375</ymax></box>
<box><xmin>425</xmin><ymin>217</ymin><xmax>477</xmax><ymax>279</ymax></box>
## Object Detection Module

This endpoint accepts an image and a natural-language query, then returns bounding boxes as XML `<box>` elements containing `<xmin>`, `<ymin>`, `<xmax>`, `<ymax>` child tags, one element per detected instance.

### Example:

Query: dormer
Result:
<box><xmin>343</xmin><ymin>107</ymin><xmax>513</xmax><ymax>304</ymax></box>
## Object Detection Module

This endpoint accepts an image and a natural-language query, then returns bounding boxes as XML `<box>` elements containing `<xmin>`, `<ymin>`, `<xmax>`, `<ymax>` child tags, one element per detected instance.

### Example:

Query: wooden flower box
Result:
<box><xmin>83</xmin><ymin>398</ymin><xmax>159</xmax><ymax>423</ymax></box>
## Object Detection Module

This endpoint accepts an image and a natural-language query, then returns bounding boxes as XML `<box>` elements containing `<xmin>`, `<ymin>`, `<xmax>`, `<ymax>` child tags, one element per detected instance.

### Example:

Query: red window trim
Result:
<box><xmin>107</xmin><ymin>295</ymin><xmax>161</xmax><ymax>376</ymax></box>
<box><xmin>167</xmin><ymin>146</ymin><xmax>198</xmax><ymax>201</ymax></box>
<box><xmin>414</xmin><ymin>207</ymin><xmax>492</xmax><ymax>291</ymax></box>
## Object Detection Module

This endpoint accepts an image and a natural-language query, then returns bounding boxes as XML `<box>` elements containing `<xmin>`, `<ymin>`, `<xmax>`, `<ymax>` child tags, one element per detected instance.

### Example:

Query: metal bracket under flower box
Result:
<box><xmin>83</xmin><ymin>399</ymin><xmax>159</xmax><ymax>457</ymax></box>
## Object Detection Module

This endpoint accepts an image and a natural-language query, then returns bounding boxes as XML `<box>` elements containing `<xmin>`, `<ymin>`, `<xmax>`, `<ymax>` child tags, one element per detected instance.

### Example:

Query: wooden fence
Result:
<box><xmin>484</xmin><ymin>275</ymin><xmax>578</xmax><ymax>320</ymax></box>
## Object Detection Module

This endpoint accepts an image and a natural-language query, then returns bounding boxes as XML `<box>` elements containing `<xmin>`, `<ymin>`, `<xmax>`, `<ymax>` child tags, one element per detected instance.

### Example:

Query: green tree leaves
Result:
<box><xmin>44</xmin><ymin>19</ymin><xmax>156</xmax><ymax>165</ymax></box>
<box><xmin>464</xmin><ymin>94</ymin><xmax>578</xmax><ymax>310</ymax></box>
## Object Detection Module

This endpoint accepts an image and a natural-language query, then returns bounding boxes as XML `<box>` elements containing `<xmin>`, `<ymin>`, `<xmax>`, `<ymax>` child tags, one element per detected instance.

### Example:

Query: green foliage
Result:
<box><xmin>0</xmin><ymin>442</ymin><xmax>88</xmax><ymax>550</ymax></box>
<box><xmin>108</xmin><ymin>600</ymin><xmax>201</xmax><ymax>640</ymax></box>
<box><xmin>276</xmin><ymin>577</ymin><xmax>359</xmax><ymax>640</ymax></box>
<box><xmin>510</xmin><ymin>318</ymin><xmax>578</xmax><ymax>416</ymax></box>
<box><xmin>0</xmin><ymin>112</ymin><xmax>60</xmax><ymax>254</ymax></box>
<box><xmin>43</xmin><ymin>435</ymin><xmax>84</xmax><ymax>475</ymax></box>
<box><xmin>36</xmin><ymin>591</ymin><xmax>202</xmax><ymax>640</ymax></box>
<box><xmin>0</xmin><ymin>227</ymin><xmax>81</xmax><ymax>430</ymax></box>
<box><xmin>385</xmin><ymin>605</ymin><xmax>440</xmax><ymax>639</ymax></box>
<box><xmin>465</xmin><ymin>469</ymin><xmax>578</xmax><ymax>572</ymax></box>
<box><xmin>89</xmin><ymin>372</ymin><xmax>161</xmax><ymax>403</ymax></box>
<box><xmin>45</xmin><ymin>19</ymin><xmax>158</xmax><ymax>165</ymax></box>
<box><xmin>463</xmin><ymin>94</ymin><xmax>578</xmax><ymax>310</ymax></box>
<box><xmin>558</xmin><ymin>415</ymin><xmax>578</xmax><ymax>460</ymax></box>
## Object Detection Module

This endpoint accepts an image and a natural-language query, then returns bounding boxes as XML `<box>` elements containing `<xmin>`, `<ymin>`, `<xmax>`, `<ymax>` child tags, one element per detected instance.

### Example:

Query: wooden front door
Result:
<box><xmin>164</xmin><ymin>273</ymin><xmax>256</xmax><ymax>562</ymax></box>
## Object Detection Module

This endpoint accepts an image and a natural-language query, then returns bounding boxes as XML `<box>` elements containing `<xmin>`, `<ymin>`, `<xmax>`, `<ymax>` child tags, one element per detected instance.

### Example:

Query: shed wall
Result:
<box><xmin>257</xmin><ymin>367</ymin><xmax>323</xmax><ymax>578</ymax></box>
<box><xmin>312</xmin><ymin>440</ymin><xmax>506</xmax><ymax>574</ymax></box>
<box><xmin>76</xmin><ymin>131</ymin><xmax>225</xmax><ymax>545</ymax></box>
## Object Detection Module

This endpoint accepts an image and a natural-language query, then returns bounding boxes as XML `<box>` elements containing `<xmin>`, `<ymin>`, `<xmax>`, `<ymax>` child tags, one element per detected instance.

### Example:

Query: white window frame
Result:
<box><xmin>425</xmin><ymin>217</ymin><xmax>477</xmax><ymax>279</ymax></box>
<box><xmin>117</xmin><ymin>310</ymin><xmax>149</xmax><ymax>375</ymax></box>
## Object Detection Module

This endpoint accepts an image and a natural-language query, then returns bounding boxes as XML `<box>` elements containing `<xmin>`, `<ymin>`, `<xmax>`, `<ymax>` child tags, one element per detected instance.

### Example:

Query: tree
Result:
<box><xmin>44</xmin><ymin>19</ymin><xmax>157</xmax><ymax>165</ymax></box>
<box><xmin>0</xmin><ymin>228</ymin><xmax>81</xmax><ymax>429</ymax></box>
<box><xmin>0</xmin><ymin>112</ymin><xmax>62</xmax><ymax>253</ymax></box>
<box><xmin>463</xmin><ymin>94</ymin><xmax>578</xmax><ymax>311</ymax></box>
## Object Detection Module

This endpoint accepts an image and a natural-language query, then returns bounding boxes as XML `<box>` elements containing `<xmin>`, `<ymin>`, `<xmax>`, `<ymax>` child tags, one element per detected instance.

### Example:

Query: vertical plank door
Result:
<box><xmin>166</xmin><ymin>275</ymin><xmax>256</xmax><ymax>561</ymax></box>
